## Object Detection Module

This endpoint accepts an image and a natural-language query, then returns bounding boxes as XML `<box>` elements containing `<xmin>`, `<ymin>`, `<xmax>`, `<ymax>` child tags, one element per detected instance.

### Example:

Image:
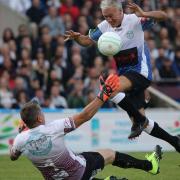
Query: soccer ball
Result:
<box><xmin>98</xmin><ymin>32</ymin><xmax>122</xmax><ymax>56</ymax></box>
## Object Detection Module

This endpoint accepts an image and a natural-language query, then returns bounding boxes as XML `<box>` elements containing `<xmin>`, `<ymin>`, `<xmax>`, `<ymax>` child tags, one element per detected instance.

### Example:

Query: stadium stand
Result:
<box><xmin>0</xmin><ymin>0</ymin><xmax>179</xmax><ymax>109</ymax></box>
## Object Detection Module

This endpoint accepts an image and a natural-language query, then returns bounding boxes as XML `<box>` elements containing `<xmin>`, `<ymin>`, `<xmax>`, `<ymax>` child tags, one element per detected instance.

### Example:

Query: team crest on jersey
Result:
<box><xmin>25</xmin><ymin>132</ymin><xmax>52</xmax><ymax>156</ymax></box>
<box><xmin>126</xmin><ymin>30</ymin><xmax>134</xmax><ymax>39</ymax></box>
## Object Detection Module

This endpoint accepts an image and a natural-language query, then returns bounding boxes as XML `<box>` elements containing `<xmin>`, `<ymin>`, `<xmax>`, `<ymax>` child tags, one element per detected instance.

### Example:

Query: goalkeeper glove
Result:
<box><xmin>97</xmin><ymin>74</ymin><xmax>120</xmax><ymax>102</ymax></box>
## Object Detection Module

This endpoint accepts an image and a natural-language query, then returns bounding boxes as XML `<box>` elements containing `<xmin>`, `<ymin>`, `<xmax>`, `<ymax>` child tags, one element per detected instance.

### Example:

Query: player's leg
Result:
<box><xmin>100</xmin><ymin>70</ymin><xmax>150</xmax><ymax>138</ymax></box>
<box><xmin>107</xmin><ymin>75</ymin><xmax>149</xmax><ymax>138</ymax></box>
<box><xmin>80</xmin><ymin>151</ymin><xmax>106</xmax><ymax>180</ymax></box>
<box><xmin>127</xmin><ymin>106</ymin><xmax>180</xmax><ymax>152</ymax></box>
<box><xmin>149</xmin><ymin>126</ymin><xmax>180</xmax><ymax>152</ymax></box>
<box><xmin>80</xmin><ymin>148</ymin><xmax>161</xmax><ymax>180</ymax></box>
<box><xmin>122</xmin><ymin>90</ymin><xmax>150</xmax><ymax>139</ymax></box>
<box><xmin>102</xmin><ymin>71</ymin><xmax>180</xmax><ymax>148</ymax></box>
<box><xmin>139</xmin><ymin>108</ymin><xmax>180</xmax><ymax>152</ymax></box>
<box><xmin>96</xmin><ymin>147</ymin><xmax>162</xmax><ymax>175</ymax></box>
<box><xmin>80</xmin><ymin>151</ymin><xmax>126</xmax><ymax>180</ymax></box>
<box><xmin>109</xmin><ymin>75</ymin><xmax>150</xmax><ymax>138</ymax></box>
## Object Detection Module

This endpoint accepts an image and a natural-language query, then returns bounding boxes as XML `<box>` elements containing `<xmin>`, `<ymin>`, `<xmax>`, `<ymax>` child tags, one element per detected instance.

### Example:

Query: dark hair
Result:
<box><xmin>20</xmin><ymin>101</ymin><xmax>41</xmax><ymax>128</ymax></box>
<box><xmin>3</xmin><ymin>28</ymin><xmax>15</xmax><ymax>42</ymax></box>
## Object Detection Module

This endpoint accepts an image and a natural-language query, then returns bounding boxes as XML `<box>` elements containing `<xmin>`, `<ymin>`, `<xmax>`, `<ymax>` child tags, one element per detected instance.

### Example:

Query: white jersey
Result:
<box><xmin>89</xmin><ymin>14</ymin><xmax>155</xmax><ymax>80</ymax></box>
<box><xmin>11</xmin><ymin>118</ymin><xmax>86</xmax><ymax>180</ymax></box>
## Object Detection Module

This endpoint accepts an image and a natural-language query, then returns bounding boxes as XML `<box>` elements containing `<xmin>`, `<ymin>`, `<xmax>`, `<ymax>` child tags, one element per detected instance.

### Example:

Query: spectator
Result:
<box><xmin>54</xmin><ymin>44</ymin><xmax>67</xmax><ymax>68</ymax></box>
<box><xmin>161</xmin><ymin>38</ymin><xmax>174</xmax><ymax>61</ymax></box>
<box><xmin>26</xmin><ymin>0</ymin><xmax>46</xmax><ymax>25</ymax></box>
<box><xmin>94</xmin><ymin>56</ymin><xmax>104</xmax><ymax>73</ymax></box>
<box><xmin>16</xmin><ymin>24</ymin><xmax>30</xmax><ymax>57</ymax></box>
<box><xmin>17</xmin><ymin>65</ymin><xmax>32</xmax><ymax>92</ymax></box>
<box><xmin>67</xmin><ymin>78</ymin><xmax>85</xmax><ymax>108</ymax></box>
<box><xmin>8</xmin><ymin>40</ymin><xmax>17</xmax><ymax>63</ymax></box>
<box><xmin>175</xmin><ymin>30</ymin><xmax>180</xmax><ymax>47</ymax></box>
<box><xmin>0</xmin><ymin>77</ymin><xmax>14</xmax><ymax>108</ymax></box>
<box><xmin>67</xmin><ymin>53</ymin><xmax>84</xmax><ymax>81</ymax></box>
<box><xmin>173</xmin><ymin>47</ymin><xmax>180</xmax><ymax>78</ymax></box>
<box><xmin>40</xmin><ymin>6</ymin><xmax>65</xmax><ymax>37</ymax></box>
<box><xmin>0</xmin><ymin>43</ymin><xmax>10</xmax><ymax>60</ymax></box>
<box><xmin>13</xmin><ymin>90</ymin><xmax>29</xmax><ymax>108</ymax></box>
<box><xmin>50</xmin><ymin>84</ymin><xmax>68</xmax><ymax>108</ymax></box>
<box><xmin>18</xmin><ymin>48</ymin><xmax>32</xmax><ymax>68</ymax></box>
<box><xmin>42</xmin><ymin>95</ymin><xmax>55</xmax><ymax>108</ymax></box>
<box><xmin>57</xmin><ymin>34</ymin><xmax>66</xmax><ymax>46</ymax></box>
<box><xmin>46</xmin><ymin>69</ymin><xmax>59</xmax><ymax>94</ymax></box>
<box><xmin>0</xmin><ymin>51</ymin><xmax>16</xmax><ymax>79</ymax></box>
<box><xmin>151</xmin><ymin>58</ymin><xmax>161</xmax><ymax>81</ymax></box>
<box><xmin>19</xmin><ymin>36</ymin><xmax>34</xmax><ymax>58</ymax></box>
<box><xmin>159</xmin><ymin>27</ymin><xmax>169</xmax><ymax>40</ymax></box>
<box><xmin>51</xmin><ymin>47</ymin><xmax>68</xmax><ymax>85</ymax></box>
<box><xmin>85</xmin><ymin>89</ymin><xmax>96</xmax><ymax>105</ymax></box>
<box><xmin>47</xmin><ymin>0</ymin><xmax>61</xmax><ymax>8</ymax></box>
<box><xmin>32</xmin><ymin>49</ymin><xmax>49</xmax><ymax>87</ymax></box>
<box><xmin>0</xmin><ymin>70</ymin><xmax>14</xmax><ymax>90</ymax></box>
<box><xmin>147</xmin><ymin>39</ymin><xmax>159</xmax><ymax>59</ymax></box>
<box><xmin>39</xmin><ymin>25</ymin><xmax>51</xmax><ymax>36</ymax></box>
<box><xmin>2</xmin><ymin>28</ymin><xmax>15</xmax><ymax>43</ymax></box>
<box><xmin>29</xmin><ymin>79</ymin><xmax>41</xmax><ymax>97</ymax></box>
<box><xmin>80</xmin><ymin>1</ymin><xmax>94</xmax><ymax>28</ymax></box>
<box><xmin>39</xmin><ymin>33</ymin><xmax>55</xmax><ymax>60</ymax></box>
<box><xmin>13</xmin><ymin>76</ymin><xmax>27</xmax><ymax>98</ymax></box>
<box><xmin>84</xmin><ymin>67</ymin><xmax>100</xmax><ymax>96</ymax></box>
<box><xmin>62</xmin><ymin>13</ymin><xmax>74</xmax><ymax>31</ymax></box>
<box><xmin>59</xmin><ymin>0</ymin><xmax>80</xmax><ymax>23</ymax></box>
<box><xmin>76</xmin><ymin>15</ymin><xmax>89</xmax><ymax>35</ymax></box>
<box><xmin>155</xmin><ymin>47</ymin><xmax>166</xmax><ymax>69</ymax></box>
<box><xmin>159</xmin><ymin>58</ymin><xmax>177</xmax><ymax>80</ymax></box>
<box><xmin>34</xmin><ymin>88</ymin><xmax>45</xmax><ymax>105</ymax></box>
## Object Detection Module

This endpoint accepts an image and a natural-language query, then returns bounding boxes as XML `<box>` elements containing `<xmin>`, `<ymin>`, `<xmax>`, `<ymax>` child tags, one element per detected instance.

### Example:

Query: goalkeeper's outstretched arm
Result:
<box><xmin>72</xmin><ymin>74</ymin><xmax>120</xmax><ymax>128</ymax></box>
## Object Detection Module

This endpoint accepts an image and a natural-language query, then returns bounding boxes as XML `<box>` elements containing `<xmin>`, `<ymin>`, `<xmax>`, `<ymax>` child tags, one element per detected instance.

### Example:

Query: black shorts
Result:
<box><xmin>123</xmin><ymin>71</ymin><xmax>151</xmax><ymax>109</ymax></box>
<box><xmin>80</xmin><ymin>152</ymin><xmax>105</xmax><ymax>180</ymax></box>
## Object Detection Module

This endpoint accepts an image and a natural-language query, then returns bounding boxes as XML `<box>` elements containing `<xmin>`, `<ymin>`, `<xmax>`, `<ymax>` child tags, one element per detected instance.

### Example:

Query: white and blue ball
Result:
<box><xmin>98</xmin><ymin>32</ymin><xmax>122</xmax><ymax>56</ymax></box>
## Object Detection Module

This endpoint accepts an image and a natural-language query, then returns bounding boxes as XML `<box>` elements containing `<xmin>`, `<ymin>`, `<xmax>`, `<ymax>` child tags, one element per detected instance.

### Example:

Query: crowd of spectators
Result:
<box><xmin>0</xmin><ymin>0</ymin><xmax>179</xmax><ymax>109</ymax></box>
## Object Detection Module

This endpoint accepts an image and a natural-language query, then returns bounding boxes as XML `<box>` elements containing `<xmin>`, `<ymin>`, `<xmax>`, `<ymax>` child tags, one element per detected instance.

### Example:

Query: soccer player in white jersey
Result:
<box><xmin>10</xmin><ymin>75</ymin><xmax>162</xmax><ymax>180</ymax></box>
<box><xmin>64</xmin><ymin>0</ymin><xmax>180</xmax><ymax>152</ymax></box>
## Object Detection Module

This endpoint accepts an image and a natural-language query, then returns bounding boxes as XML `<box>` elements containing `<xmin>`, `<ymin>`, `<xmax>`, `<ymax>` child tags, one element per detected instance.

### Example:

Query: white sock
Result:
<box><xmin>110</xmin><ymin>92</ymin><xmax>125</xmax><ymax>104</ymax></box>
<box><xmin>144</xmin><ymin>119</ymin><xmax>155</xmax><ymax>134</ymax></box>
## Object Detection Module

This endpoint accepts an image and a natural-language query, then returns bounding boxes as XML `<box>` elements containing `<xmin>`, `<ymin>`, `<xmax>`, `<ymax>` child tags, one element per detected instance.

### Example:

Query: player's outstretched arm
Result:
<box><xmin>127</xmin><ymin>2</ymin><xmax>167</xmax><ymax>21</ymax></box>
<box><xmin>72</xmin><ymin>74</ymin><xmax>120</xmax><ymax>128</ymax></box>
<box><xmin>64</xmin><ymin>30</ymin><xmax>94</xmax><ymax>46</ymax></box>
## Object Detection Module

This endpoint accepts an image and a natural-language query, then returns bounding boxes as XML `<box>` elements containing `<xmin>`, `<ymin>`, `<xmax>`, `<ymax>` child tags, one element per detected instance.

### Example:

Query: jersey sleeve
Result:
<box><xmin>11</xmin><ymin>134</ymin><xmax>24</xmax><ymax>153</ymax></box>
<box><xmin>140</xmin><ymin>17</ymin><xmax>155</xmax><ymax>31</ymax></box>
<box><xmin>88</xmin><ymin>20</ymin><xmax>109</xmax><ymax>41</ymax></box>
<box><xmin>49</xmin><ymin>117</ymin><xmax>76</xmax><ymax>135</ymax></box>
<box><xmin>88</xmin><ymin>27</ymin><xmax>102</xmax><ymax>41</ymax></box>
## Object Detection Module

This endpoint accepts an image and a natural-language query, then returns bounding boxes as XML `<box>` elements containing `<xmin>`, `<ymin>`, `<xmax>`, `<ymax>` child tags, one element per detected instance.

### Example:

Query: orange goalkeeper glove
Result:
<box><xmin>97</xmin><ymin>74</ymin><xmax>120</xmax><ymax>102</ymax></box>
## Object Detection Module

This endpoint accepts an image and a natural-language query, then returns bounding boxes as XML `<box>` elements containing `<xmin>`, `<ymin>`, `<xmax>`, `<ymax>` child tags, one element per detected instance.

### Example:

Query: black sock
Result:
<box><xmin>112</xmin><ymin>152</ymin><xmax>152</xmax><ymax>171</ymax></box>
<box><xmin>150</xmin><ymin>122</ymin><xmax>177</xmax><ymax>147</ymax></box>
<box><xmin>118</xmin><ymin>96</ymin><xmax>146</xmax><ymax>123</ymax></box>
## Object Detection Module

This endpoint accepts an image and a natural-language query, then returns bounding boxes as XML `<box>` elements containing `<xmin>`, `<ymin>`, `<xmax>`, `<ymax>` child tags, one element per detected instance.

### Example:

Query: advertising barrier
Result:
<box><xmin>0</xmin><ymin>108</ymin><xmax>180</xmax><ymax>154</ymax></box>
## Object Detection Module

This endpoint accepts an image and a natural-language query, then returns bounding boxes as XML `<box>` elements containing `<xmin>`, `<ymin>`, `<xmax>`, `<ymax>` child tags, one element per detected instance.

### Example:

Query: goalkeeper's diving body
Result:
<box><xmin>10</xmin><ymin>75</ymin><xmax>162</xmax><ymax>180</ymax></box>
<box><xmin>64</xmin><ymin>0</ymin><xmax>180</xmax><ymax>152</ymax></box>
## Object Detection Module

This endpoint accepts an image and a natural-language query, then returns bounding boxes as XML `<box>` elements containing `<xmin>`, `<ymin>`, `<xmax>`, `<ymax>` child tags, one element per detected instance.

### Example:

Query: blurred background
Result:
<box><xmin>0</xmin><ymin>0</ymin><xmax>179</xmax><ymax>109</ymax></box>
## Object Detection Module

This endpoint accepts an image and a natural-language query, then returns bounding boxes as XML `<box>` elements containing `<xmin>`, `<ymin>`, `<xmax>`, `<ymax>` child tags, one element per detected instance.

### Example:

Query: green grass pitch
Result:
<box><xmin>0</xmin><ymin>152</ymin><xmax>179</xmax><ymax>180</ymax></box>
